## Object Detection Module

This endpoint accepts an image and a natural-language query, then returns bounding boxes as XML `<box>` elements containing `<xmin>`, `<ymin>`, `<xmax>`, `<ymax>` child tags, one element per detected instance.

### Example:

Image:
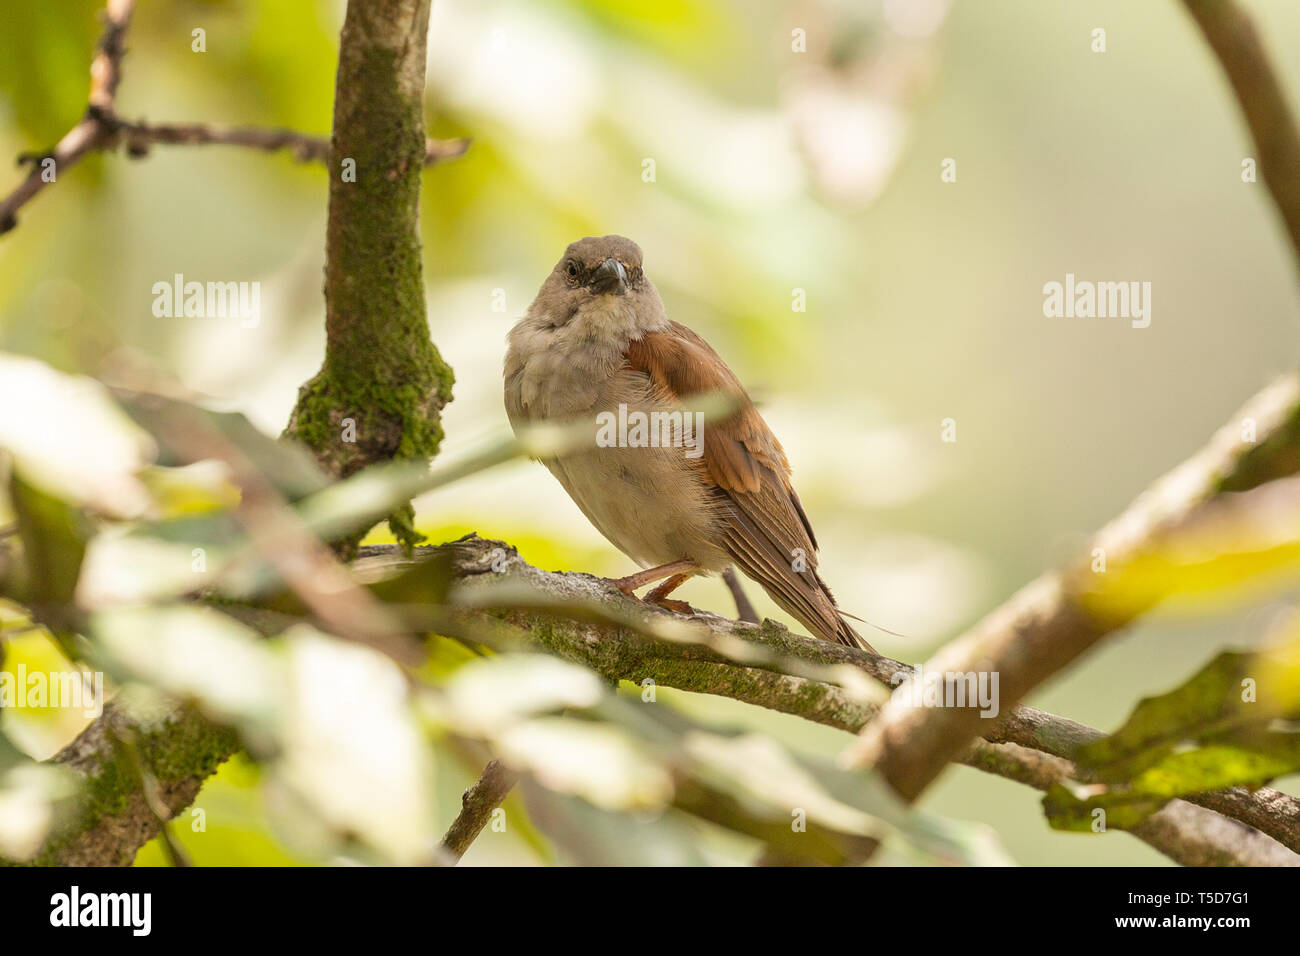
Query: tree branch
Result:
<box><xmin>439</xmin><ymin>759</ymin><xmax>519</xmax><ymax>862</ymax></box>
<box><xmin>282</xmin><ymin>0</ymin><xmax>454</xmax><ymax>550</ymax></box>
<box><xmin>9</xmin><ymin>531</ymin><xmax>1297</xmax><ymax>866</ymax></box>
<box><xmin>837</xmin><ymin>372</ymin><xmax>1300</xmax><ymax>857</ymax></box>
<box><xmin>0</xmin><ymin>0</ymin><xmax>134</xmax><ymax>234</ymax></box>
<box><xmin>1183</xmin><ymin>0</ymin><xmax>1300</xmax><ymax>280</ymax></box>
<box><xmin>0</xmin><ymin>0</ymin><xmax>466</xmax><ymax>236</ymax></box>
<box><xmin>12</xmin><ymin>701</ymin><xmax>238</xmax><ymax>866</ymax></box>
<box><xmin>109</xmin><ymin>118</ymin><xmax>467</xmax><ymax>166</ymax></box>
<box><xmin>384</xmin><ymin>534</ymin><xmax>1300</xmax><ymax>866</ymax></box>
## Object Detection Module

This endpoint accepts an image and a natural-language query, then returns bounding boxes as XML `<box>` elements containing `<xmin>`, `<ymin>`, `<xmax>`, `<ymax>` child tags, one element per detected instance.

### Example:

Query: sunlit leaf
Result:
<box><xmin>435</xmin><ymin>654</ymin><xmax>605</xmax><ymax>736</ymax></box>
<box><xmin>518</xmin><ymin>781</ymin><xmax>706</xmax><ymax>866</ymax></box>
<box><xmin>266</xmin><ymin>626</ymin><xmax>437</xmax><ymax>866</ymax></box>
<box><xmin>1044</xmin><ymin>626</ymin><xmax>1300</xmax><ymax>833</ymax></box>
<box><xmin>0</xmin><ymin>354</ymin><xmax>154</xmax><ymax>517</ymax></box>
<box><xmin>89</xmin><ymin>605</ymin><xmax>282</xmax><ymax>740</ymax></box>
<box><xmin>1080</xmin><ymin>476</ymin><xmax>1300</xmax><ymax>621</ymax></box>
<box><xmin>0</xmin><ymin>759</ymin><xmax>76</xmax><ymax>861</ymax></box>
<box><xmin>115</xmin><ymin>390</ymin><xmax>328</xmax><ymax>501</ymax></box>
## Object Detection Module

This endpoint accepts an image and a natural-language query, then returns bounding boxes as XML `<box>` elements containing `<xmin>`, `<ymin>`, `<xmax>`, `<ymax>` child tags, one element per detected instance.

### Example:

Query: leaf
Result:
<box><xmin>137</xmin><ymin>462</ymin><xmax>242</xmax><ymax>519</ymax></box>
<box><xmin>0</xmin><ymin>758</ymin><xmax>76</xmax><ymax>861</ymax></box>
<box><xmin>10</xmin><ymin>474</ymin><xmax>88</xmax><ymax>609</ymax></box>
<box><xmin>1073</xmin><ymin>651</ymin><xmax>1259</xmax><ymax>782</ymax></box>
<box><xmin>0</xmin><ymin>0</ymin><xmax>102</xmax><ymax>145</ymax></box>
<box><xmin>496</xmin><ymin>717</ymin><xmax>674</xmax><ymax>812</ymax></box>
<box><xmin>1043</xmin><ymin>629</ymin><xmax>1300</xmax><ymax>832</ymax></box>
<box><xmin>265</xmin><ymin>626</ymin><xmax>437</xmax><ymax>865</ymax></box>
<box><xmin>115</xmin><ymin>390</ymin><xmax>329</xmax><ymax>501</ymax></box>
<box><xmin>518</xmin><ymin>781</ymin><xmax>706</xmax><ymax>866</ymax></box>
<box><xmin>89</xmin><ymin>605</ymin><xmax>282</xmax><ymax>740</ymax></box>
<box><xmin>1080</xmin><ymin>475</ymin><xmax>1300</xmax><ymax>620</ymax></box>
<box><xmin>0</xmin><ymin>354</ymin><xmax>154</xmax><ymax>517</ymax></box>
<box><xmin>435</xmin><ymin>654</ymin><xmax>606</xmax><ymax>736</ymax></box>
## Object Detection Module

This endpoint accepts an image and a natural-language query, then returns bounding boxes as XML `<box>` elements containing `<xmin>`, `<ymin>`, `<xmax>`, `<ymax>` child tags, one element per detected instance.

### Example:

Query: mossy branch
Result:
<box><xmin>8</xmin><ymin>532</ymin><xmax>1298</xmax><ymax>866</ymax></box>
<box><xmin>283</xmin><ymin>0</ymin><xmax>454</xmax><ymax>549</ymax></box>
<box><xmin>7</xmin><ymin>701</ymin><xmax>237</xmax><ymax>867</ymax></box>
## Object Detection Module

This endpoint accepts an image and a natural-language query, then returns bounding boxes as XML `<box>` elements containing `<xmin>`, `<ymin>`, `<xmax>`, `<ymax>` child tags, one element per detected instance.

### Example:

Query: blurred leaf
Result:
<box><xmin>432</xmin><ymin>654</ymin><xmax>1009</xmax><ymax>864</ymax></box>
<box><xmin>519</xmin><ymin>781</ymin><xmax>707</xmax><ymax>866</ymax></box>
<box><xmin>0</xmin><ymin>0</ymin><xmax>101</xmax><ymax>145</ymax></box>
<box><xmin>1081</xmin><ymin>476</ymin><xmax>1300</xmax><ymax>621</ymax></box>
<box><xmin>115</xmin><ymin>390</ymin><xmax>328</xmax><ymax>501</ymax></box>
<box><xmin>90</xmin><ymin>605</ymin><xmax>282</xmax><ymax>742</ymax></box>
<box><xmin>436</xmin><ymin>654</ymin><xmax>605</xmax><ymax>736</ymax></box>
<box><xmin>138</xmin><ymin>462</ymin><xmax>241</xmax><ymax>518</ymax></box>
<box><xmin>10</xmin><ymin>474</ymin><xmax>88</xmax><ymax>609</ymax></box>
<box><xmin>497</xmin><ymin>715</ymin><xmax>674</xmax><ymax>811</ymax></box>
<box><xmin>0</xmin><ymin>354</ymin><xmax>154</xmax><ymax>517</ymax></box>
<box><xmin>0</xmin><ymin>757</ymin><xmax>76</xmax><ymax>861</ymax></box>
<box><xmin>266</xmin><ymin>626</ymin><xmax>437</xmax><ymax>866</ymax></box>
<box><xmin>77</xmin><ymin>528</ymin><xmax>231</xmax><ymax>608</ymax></box>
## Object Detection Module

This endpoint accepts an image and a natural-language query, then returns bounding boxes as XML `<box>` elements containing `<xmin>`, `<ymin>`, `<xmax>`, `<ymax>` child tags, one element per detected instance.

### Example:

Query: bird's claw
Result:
<box><xmin>648</xmin><ymin>596</ymin><xmax>694</xmax><ymax>616</ymax></box>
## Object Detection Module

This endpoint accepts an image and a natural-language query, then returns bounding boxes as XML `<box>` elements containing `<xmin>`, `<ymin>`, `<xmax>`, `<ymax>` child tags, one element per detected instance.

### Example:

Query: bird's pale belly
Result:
<box><xmin>546</xmin><ymin>446</ymin><xmax>730</xmax><ymax>571</ymax></box>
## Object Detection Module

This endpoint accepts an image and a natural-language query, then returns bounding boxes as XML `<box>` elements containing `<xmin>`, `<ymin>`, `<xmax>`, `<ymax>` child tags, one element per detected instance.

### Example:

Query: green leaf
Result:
<box><xmin>10</xmin><ymin>474</ymin><xmax>88</xmax><ymax>609</ymax></box>
<box><xmin>1080</xmin><ymin>476</ymin><xmax>1300</xmax><ymax>620</ymax></box>
<box><xmin>1043</xmin><ymin>632</ymin><xmax>1300</xmax><ymax>833</ymax></box>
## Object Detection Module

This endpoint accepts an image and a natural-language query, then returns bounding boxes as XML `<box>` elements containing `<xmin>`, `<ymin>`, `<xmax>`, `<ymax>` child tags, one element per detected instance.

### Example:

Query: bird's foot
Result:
<box><xmin>604</xmin><ymin>561</ymin><xmax>699</xmax><ymax>616</ymax></box>
<box><xmin>647</xmin><ymin>596</ymin><xmax>694</xmax><ymax>615</ymax></box>
<box><xmin>605</xmin><ymin>560</ymin><xmax>697</xmax><ymax>597</ymax></box>
<box><xmin>643</xmin><ymin>572</ymin><xmax>696</xmax><ymax>616</ymax></box>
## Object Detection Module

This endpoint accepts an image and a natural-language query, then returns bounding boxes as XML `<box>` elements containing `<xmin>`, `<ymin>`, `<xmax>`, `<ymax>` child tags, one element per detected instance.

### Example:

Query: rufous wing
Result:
<box><xmin>624</xmin><ymin>322</ymin><xmax>870</xmax><ymax>650</ymax></box>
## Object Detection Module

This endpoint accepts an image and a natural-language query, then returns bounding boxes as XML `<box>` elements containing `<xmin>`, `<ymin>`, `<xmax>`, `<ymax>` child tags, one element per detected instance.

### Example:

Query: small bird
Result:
<box><xmin>504</xmin><ymin>235</ymin><xmax>871</xmax><ymax>652</ymax></box>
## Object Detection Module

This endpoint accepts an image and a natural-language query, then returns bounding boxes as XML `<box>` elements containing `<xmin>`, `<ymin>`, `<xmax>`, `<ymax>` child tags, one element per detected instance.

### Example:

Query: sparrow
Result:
<box><xmin>504</xmin><ymin>235</ymin><xmax>871</xmax><ymax>652</ymax></box>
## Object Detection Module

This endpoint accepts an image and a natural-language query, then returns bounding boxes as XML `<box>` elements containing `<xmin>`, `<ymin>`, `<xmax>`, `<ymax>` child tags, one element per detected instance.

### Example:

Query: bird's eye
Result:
<box><xmin>564</xmin><ymin>261</ymin><xmax>580</xmax><ymax>280</ymax></box>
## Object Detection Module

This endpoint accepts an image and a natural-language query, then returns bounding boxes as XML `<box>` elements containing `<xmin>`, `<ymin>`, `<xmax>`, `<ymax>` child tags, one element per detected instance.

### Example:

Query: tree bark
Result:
<box><xmin>284</xmin><ymin>0</ymin><xmax>453</xmax><ymax>548</ymax></box>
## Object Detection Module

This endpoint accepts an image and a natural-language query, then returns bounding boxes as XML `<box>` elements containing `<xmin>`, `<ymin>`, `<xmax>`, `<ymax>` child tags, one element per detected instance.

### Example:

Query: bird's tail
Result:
<box><xmin>719</xmin><ymin>511</ymin><xmax>876</xmax><ymax>653</ymax></box>
<box><xmin>736</xmin><ymin>547</ymin><xmax>875</xmax><ymax>652</ymax></box>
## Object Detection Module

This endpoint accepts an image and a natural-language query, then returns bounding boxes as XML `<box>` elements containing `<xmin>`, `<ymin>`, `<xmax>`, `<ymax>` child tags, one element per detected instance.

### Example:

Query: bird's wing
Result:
<box><xmin>624</xmin><ymin>322</ymin><xmax>868</xmax><ymax>649</ymax></box>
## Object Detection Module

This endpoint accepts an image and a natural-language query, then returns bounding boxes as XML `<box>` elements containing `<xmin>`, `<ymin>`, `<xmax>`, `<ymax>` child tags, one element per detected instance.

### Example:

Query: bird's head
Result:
<box><xmin>528</xmin><ymin>235</ymin><xmax>665</xmax><ymax>335</ymax></box>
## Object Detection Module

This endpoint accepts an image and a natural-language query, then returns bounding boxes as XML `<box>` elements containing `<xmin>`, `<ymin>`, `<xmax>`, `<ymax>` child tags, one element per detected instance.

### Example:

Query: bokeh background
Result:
<box><xmin>2</xmin><ymin>0</ymin><xmax>1299</xmax><ymax>865</ymax></box>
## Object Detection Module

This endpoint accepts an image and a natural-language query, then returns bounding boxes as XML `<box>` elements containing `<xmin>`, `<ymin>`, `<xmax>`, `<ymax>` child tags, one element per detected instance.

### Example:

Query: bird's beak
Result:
<box><xmin>590</xmin><ymin>257</ymin><xmax>628</xmax><ymax>296</ymax></box>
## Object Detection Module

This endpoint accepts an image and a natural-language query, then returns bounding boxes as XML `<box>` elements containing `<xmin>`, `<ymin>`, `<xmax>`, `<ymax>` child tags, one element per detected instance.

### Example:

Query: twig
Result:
<box><xmin>0</xmin><ymin>0</ymin><xmax>467</xmax><ymax>235</ymax></box>
<box><xmin>439</xmin><ymin>759</ymin><xmax>519</xmax><ymax>862</ymax></box>
<box><xmin>10</xmin><ymin>533</ymin><xmax>1297</xmax><ymax>867</ymax></box>
<box><xmin>723</xmin><ymin>566</ymin><xmax>760</xmax><ymax>623</ymax></box>
<box><xmin>111</xmin><ymin>118</ymin><xmax>468</xmax><ymax>166</ymax></box>
<box><xmin>1183</xmin><ymin>0</ymin><xmax>1300</xmax><ymax>281</ymax></box>
<box><xmin>0</xmin><ymin>0</ymin><xmax>134</xmax><ymax>234</ymax></box>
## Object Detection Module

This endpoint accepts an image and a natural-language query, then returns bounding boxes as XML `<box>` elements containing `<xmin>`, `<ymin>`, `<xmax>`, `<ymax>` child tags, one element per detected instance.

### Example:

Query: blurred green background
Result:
<box><xmin>2</xmin><ymin>0</ymin><xmax>1299</xmax><ymax>865</ymax></box>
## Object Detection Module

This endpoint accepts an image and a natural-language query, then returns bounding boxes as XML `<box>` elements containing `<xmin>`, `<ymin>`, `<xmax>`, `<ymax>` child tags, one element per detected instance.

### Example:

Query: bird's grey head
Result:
<box><xmin>529</xmin><ymin>235</ymin><xmax>664</xmax><ymax>333</ymax></box>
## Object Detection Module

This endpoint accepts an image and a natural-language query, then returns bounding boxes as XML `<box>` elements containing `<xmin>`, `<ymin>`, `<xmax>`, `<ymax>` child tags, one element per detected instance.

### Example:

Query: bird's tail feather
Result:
<box><xmin>720</xmin><ymin>521</ymin><xmax>876</xmax><ymax>654</ymax></box>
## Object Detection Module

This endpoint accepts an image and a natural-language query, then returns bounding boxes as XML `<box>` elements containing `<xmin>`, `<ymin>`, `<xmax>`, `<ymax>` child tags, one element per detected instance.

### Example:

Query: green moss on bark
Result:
<box><xmin>7</xmin><ymin>704</ymin><xmax>239</xmax><ymax>867</ymax></box>
<box><xmin>284</xmin><ymin>3</ymin><xmax>451</xmax><ymax>551</ymax></box>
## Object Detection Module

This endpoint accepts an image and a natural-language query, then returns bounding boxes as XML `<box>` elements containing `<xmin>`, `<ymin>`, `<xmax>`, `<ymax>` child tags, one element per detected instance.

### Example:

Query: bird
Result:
<box><xmin>504</xmin><ymin>235</ymin><xmax>872</xmax><ymax>652</ymax></box>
